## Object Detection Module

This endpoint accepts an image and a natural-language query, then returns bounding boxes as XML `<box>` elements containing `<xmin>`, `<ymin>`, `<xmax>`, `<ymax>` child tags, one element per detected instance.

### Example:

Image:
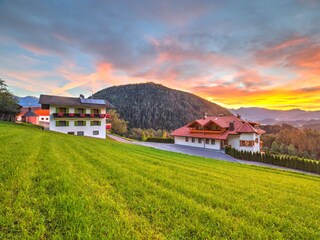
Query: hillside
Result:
<box><xmin>17</xmin><ymin>96</ymin><xmax>40</xmax><ymax>107</ymax></box>
<box><xmin>93</xmin><ymin>82</ymin><xmax>232</xmax><ymax>130</ymax></box>
<box><xmin>1</xmin><ymin>122</ymin><xmax>320</xmax><ymax>239</ymax></box>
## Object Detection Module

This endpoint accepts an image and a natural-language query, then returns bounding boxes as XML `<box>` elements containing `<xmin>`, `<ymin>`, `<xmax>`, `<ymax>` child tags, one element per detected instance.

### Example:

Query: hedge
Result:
<box><xmin>146</xmin><ymin>137</ymin><xmax>174</xmax><ymax>143</ymax></box>
<box><xmin>225</xmin><ymin>146</ymin><xmax>320</xmax><ymax>174</ymax></box>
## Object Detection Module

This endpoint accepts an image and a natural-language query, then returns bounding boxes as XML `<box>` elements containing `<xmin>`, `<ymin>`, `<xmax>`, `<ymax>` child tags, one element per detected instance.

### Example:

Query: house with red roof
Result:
<box><xmin>18</xmin><ymin>107</ymin><xmax>50</xmax><ymax>128</ymax></box>
<box><xmin>171</xmin><ymin>114</ymin><xmax>265</xmax><ymax>152</ymax></box>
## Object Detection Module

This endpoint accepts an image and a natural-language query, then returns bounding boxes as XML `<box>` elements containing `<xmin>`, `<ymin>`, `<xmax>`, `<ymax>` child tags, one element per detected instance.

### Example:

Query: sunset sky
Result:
<box><xmin>1</xmin><ymin>0</ymin><xmax>320</xmax><ymax>110</ymax></box>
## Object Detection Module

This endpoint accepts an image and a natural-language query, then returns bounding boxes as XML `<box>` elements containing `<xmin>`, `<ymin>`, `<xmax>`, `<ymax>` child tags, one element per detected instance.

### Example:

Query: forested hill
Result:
<box><xmin>93</xmin><ymin>82</ymin><xmax>232</xmax><ymax>130</ymax></box>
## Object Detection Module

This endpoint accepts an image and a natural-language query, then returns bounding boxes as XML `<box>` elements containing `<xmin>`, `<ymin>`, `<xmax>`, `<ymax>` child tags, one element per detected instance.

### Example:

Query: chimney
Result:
<box><xmin>229</xmin><ymin>121</ymin><xmax>235</xmax><ymax>131</ymax></box>
<box><xmin>202</xmin><ymin>113</ymin><xmax>208</xmax><ymax>120</ymax></box>
<box><xmin>237</xmin><ymin>113</ymin><xmax>241</xmax><ymax>119</ymax></box>
<box><xmin>79</xmin><ymin>94</ymin><xmax>85</xmax><ymax>99</ymax></box>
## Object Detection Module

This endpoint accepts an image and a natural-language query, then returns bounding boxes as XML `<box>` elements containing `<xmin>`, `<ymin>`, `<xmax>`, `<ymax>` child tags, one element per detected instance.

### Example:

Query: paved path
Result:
<box><xmin>107</xmin><ymin>134</ymin><xmax>319</xmax><ymax>176</ymax></box>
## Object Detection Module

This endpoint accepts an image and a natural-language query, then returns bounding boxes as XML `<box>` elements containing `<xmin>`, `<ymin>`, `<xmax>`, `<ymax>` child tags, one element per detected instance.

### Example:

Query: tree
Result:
<box><xmin>288</xmin><ymin>144</ymin><xmax>297</xmax><ymax>156</ymax></box>
<box><xmin>0</xmin><ymin>78</ymin><xmax>20</xmax><ymax>116</ymax></box>
<box><xmin>270</xmin><ymin>141</ymin><xmax>280</xmax><ymax>153</ymax></box>
<box><xmin>108</xmin><ymin>110</ymin><xmax>127</xmax><ymax>135</ymax></box>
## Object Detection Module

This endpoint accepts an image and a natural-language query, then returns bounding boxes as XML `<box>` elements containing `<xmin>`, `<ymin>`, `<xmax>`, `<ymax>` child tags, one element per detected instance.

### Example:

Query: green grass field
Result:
<box><xmin>1</xmin><ymin>122</ymin><xmax>320</xmax><ymax>239</ymax></box>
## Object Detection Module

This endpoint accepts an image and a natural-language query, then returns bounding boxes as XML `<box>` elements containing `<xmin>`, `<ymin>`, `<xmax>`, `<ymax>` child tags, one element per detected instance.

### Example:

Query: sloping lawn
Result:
<box><xmin>0</xmin><ymin>122</ymin><xmax>319</xmax><ymax>239</ymax></box>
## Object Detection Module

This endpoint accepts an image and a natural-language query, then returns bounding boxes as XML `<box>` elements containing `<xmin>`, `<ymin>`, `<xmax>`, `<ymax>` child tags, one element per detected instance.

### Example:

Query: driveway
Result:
<box><xmin>107</xmin><ymin>134</ymin><xmax>319</xmax><ymax>176</ymax></box>
<box><xmin>107</xmin><ymin>134</ymin><xmax>238</xmax><ymax>163</ymax></box>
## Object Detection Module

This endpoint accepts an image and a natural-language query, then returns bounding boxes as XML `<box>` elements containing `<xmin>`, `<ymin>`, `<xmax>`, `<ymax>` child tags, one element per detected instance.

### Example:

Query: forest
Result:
<box><xmin>93</xmin><ymin>82</ymin><xmax>231</xmax><ymax>130</ymax></box>
<box><xmin>261</xmin><ymin>124</ymin><xmax>320</xmax><ymax>160</ymax></box>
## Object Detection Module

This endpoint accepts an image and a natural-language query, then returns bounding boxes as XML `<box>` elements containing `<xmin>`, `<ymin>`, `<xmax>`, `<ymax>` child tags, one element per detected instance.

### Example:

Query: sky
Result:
<box><xmin>1</xmin><ymin>0</ymin><xmax>320</xmax><ymax>110</ymax></box>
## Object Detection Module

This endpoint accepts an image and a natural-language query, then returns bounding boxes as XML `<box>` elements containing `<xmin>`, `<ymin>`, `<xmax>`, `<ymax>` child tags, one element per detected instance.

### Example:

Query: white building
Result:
<box><xmin>171</xmin><ymin>115</ymin><xmax>265</xmax><ymax>153</ymax></box>
<box><xmin>39</xmin><ymin>95</ymin><xmax>114</xmax><ymax>139</ymax></box>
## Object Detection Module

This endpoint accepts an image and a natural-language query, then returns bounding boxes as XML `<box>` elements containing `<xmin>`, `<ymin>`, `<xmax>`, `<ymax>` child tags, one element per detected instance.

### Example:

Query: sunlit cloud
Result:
<box><xmin>1</xmin><ymin>0</ymin><xmax>320</xmax><ymax>110</ymax></box>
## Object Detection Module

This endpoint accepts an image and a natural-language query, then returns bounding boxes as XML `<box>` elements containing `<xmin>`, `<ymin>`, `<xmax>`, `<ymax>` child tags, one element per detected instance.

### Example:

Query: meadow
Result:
<box><xmin>0</xmin><ymin>122</ymin><xmax>320</xmax><ymax>239</ymax></box>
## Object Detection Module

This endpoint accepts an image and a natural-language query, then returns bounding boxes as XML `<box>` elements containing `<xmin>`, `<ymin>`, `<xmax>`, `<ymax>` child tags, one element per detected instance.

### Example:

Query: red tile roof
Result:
<box><xmin>171</xmin><ymin>115</ymin><xmax>265</xmax><ymax>140</ymax></box>
<box><xmin>237</xmin><ymin>122</ymin><xmax>257</xmax><ymax>133</ymax></box>
<box><xmin>34</xmin><ymin>109</ymin><xmax>50</xmax><ymax>116</ymax></box>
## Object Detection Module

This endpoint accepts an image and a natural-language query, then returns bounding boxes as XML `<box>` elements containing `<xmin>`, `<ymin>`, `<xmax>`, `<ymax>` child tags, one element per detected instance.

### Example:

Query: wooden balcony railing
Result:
<box><xmin>189</xmin><ymin>128</ymin><xmax>225</xmax><ymax>134</ymax></box>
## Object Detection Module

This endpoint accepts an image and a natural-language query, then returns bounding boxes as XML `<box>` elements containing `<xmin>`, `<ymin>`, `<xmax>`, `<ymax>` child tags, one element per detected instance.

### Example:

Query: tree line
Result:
<box><xmin>261</xmin><ymin>124</ymin><xmax>320</xmax><ymax>160</ymax></box>
<box><xmin>107</xmin><ymin>109</ymin><xmax>172</xmax><ymax>142</ymax></box>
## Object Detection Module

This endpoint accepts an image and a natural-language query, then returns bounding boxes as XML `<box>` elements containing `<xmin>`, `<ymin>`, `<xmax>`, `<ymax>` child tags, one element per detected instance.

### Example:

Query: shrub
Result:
<box><xmin>146</xmin><ymin>137</ymin><xmax>174</xmax><ymax>143</ymax></box>
<box><xmin>225</xmin><ymin>147</ymin><xmax>319</xmax><ymax>175</ymax></box>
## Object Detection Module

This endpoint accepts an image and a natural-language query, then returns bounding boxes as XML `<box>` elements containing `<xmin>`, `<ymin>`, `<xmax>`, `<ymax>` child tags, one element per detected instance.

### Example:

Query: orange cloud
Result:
<box><xmin>192</xmin><ymin>84</ymin><xmax>320</xmax><ymax>110</ymax></box>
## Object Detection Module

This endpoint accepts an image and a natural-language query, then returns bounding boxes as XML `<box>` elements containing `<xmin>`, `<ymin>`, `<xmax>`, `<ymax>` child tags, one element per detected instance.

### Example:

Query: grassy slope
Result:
<box><xmin>0</xmin><ymin>122</ymin><xmax>319</xmax><ymax>239</ymax></box>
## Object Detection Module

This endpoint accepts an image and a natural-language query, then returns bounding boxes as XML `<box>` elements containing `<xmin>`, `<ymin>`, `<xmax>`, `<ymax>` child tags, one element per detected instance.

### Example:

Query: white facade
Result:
<box><xmin>49</xmin><ymin>105</ymin><xmax>106</xmax><ymax>139</ymax></box>
<box><xmin>174</xmin><ymin>133</ymin><xmax>261</xmax><ymax>152</ymax></box>
<box><xmin>174</xmin><ymin>136</ymin><xmax>221</xmax><ymax>150</ymax></box>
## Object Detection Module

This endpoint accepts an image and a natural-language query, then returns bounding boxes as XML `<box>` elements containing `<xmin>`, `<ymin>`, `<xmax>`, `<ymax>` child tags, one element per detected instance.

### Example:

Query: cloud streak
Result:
<box><xmin>0</xmin><ymin>0</ymin><xmax>320</xmax><ymax>109</ymax></box>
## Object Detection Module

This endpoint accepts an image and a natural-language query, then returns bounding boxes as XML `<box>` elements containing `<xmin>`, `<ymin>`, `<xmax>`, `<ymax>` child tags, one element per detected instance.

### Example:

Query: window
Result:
<box><xmin>77</xmin><ymin>131</ymin><xmax>84</xmax><ymax>136</ymax></box>
<box><xmin>198</xmin><ymin>138</ymin><xmax>202</xmax><ymax>143</ymax></box>
<box><xmin>210</xmin><ymin>125</ymin><xmax>220</xmax><ymax>131</ymax></box>
<box><xmin>93</xmin><ymin>130</ymin><xmax>99</xmax><ymax>135</ymax></box>
<box><xmin>211</xmin><ymin>139</ymin><xmax>215</xmax><ymax>145</ymax></box>
<box><xmin>41</xmin><ymin>117</ymin><xmax>44</xmax><ymax>120</ymax></box>
<box><xmin>56</xmin><ymin>121</ymin><xmax>68</xmax><ymax>127</ymax></box>
<box><xmin>75</xmin><ymin>121</ymin><xmax>86</xmax><ymax>126</ymax></box>
<box><xmin>57</xmin><ymin>107</ymin><xmax>68</xmax><ymax>113</ymax></box>
<box><xmin>205</xmin><ymin>139</ymin><xmax>209</xmax><ymax>144</ymax></box>
<box><xmin>185</xmin><ymin>137</ymin><xmax>189</xmax><ymax>142</ymax></box>
<box><xmin>240</xmin><ymin>140</ymin><xmax>254</xmax><ymax>147</ymax></box>
<box><xmin>45</xmin><ymin>118</ymin><xmax>48</xmax><ymax>120</ymax></box>
<box><xmin>67</xmin><ymin>132</ymin><xmax>74</xmax><ymax>135</ymax></box>
<box><xmin>91</xmin><ymin>121</ymin><xmax>101</xmax><ymax>126</ymax></box>
<box><xmin>91</xmin><ymin>109</ymin><xmax>100</xmax><ymax>114</ymax></box>
<box><xmin>255</xmin><ymin>138</ymin><xmax>259</xmax><ymax>144</ymax></box>
<box><xmin>76</xmin><ymin>108</ymin><xmax>85</xmax><ymax>114</ymax></box>
<box><xmin>192</xmin><ymin>138</ymin><xmax>195</xmax><ymax>143</ymax></box>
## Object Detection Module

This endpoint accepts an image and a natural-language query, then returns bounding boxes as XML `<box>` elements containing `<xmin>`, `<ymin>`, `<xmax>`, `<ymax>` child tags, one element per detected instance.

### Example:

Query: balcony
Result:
<box><xmin>53</xmin><ymin>113</ymin><xmax>111</xmax><ymax>119</ymax></box>
<box><xmin>189</xmin><ymin>128</ymin><xmax>225</xmax><ymax>134</ymax></box>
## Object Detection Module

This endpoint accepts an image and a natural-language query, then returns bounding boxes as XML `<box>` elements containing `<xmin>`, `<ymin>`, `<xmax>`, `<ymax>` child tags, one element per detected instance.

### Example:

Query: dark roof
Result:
<box><xmin>22</xmin><ymin>108</ymin><xmax>38</xmax><ymax>117</ymax></box>
<box><xmin>39</xmin><ymin>95</ymin><xmax>115</xmax><ymax>108</ymax></box>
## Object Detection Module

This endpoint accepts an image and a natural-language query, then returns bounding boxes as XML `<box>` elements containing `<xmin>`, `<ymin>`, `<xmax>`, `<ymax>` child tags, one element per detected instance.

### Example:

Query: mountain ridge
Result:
<box><xmin>93</xmin><ymin>82</ymin><xmax>232</xmax><ymax>130</ymax></box>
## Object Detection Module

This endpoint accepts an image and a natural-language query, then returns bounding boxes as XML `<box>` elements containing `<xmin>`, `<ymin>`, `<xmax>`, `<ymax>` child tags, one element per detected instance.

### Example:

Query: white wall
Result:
<box><xmin>49</xmin><ymin>105</ymin><xmax>106</xmax><ymax>139</ymax></box>
<box><xmin>238</xmin><ymin>133</ymin><xmax>260</xmax><ymax>152</ymax></box>
<box><xmin>174</xmin><ymin>136</ymin><xmax>221</xmax><ymax>150</ymax></box>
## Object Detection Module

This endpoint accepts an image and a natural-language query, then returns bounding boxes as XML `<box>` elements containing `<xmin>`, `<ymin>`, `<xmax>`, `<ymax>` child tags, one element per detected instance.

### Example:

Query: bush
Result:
<box><xmin>225</xmin><ymin>147</ymin><xmax>319</xmax><ymax>175</ymax></box>
<box><xmin>146</xmin><ymin>137</ymin><xmax>174</xmax><ymax>143</ymax></box>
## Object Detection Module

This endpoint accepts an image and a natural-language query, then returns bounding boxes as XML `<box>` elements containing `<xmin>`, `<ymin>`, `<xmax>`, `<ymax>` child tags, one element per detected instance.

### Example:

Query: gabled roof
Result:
<box><xmin>171</xmin><ymin>115</ymin><xmax>264</xmax><ymax>140</ymax></box>
<box><xmin>237</xmin><ymin>122</ymin><xmax>257</xmax><ymax>133</ymax></box>
<box><xmin>22</xmin><ymin>109</ymin><xmax>38</xmax><ymax>117</ymax></box>
<box><xmin>39</xmin><ymin>95</ymin><xmax>115</xmax><ymax>108</ymax></box>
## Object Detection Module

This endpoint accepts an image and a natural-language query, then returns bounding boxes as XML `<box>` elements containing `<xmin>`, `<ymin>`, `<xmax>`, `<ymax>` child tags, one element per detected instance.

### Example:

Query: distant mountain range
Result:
<box><xmin>230</xmin><ymin>107</ymin><xmax>320</xmax><ymax>126</ymax></box>
<box><xmin>93</xmin><ymin>82</ymin><xmax>232</xmax><ymax>130</ymax></box>
<box><xmin>17</xmin><ymin>96</ymin><xmax>40</xmax><ymax>107</ymax></box>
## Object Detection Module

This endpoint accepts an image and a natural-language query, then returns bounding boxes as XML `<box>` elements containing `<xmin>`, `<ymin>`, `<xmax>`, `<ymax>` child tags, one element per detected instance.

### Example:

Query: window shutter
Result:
<box><xmin>98</xmin><ymin>121</ymin><xmax>101</xmax><ymax>126</ymax></box>
<box><xmin>90</xmin><ymin>121</ymin><xmax>93</xmax><ymax>126</ymax></box>
<box><xmin>56</xmin><ymin>107</ymin><xmax>59</xmax><ymax>113</ymax></box>
<box><xmin>83</xmin><ymin>121</ymin><xmax>86</xmax><ymax>126</ymax></box>
<box><xmin>91</xmin><ymin>109</ymin><xmax>93</xmax><ymax>114</ymax></box>
<box><xmin>66</xmin><ymin>121</ymin><xmax>69</xmax><ymax>127</ymax></box>
<box><xmin>75</xmin><ymin>121</ymin><xmax>78</xmax><ymax>126</ymax></box>
<box><xmin>56</xmin><ymin>121</ymin><xmax>59</xmax><ymax>127</ymax></box>
<box><xmin>66</xmin><ymin>108</ymin><xmax>69</xmax><ymax>114</ymax></box>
